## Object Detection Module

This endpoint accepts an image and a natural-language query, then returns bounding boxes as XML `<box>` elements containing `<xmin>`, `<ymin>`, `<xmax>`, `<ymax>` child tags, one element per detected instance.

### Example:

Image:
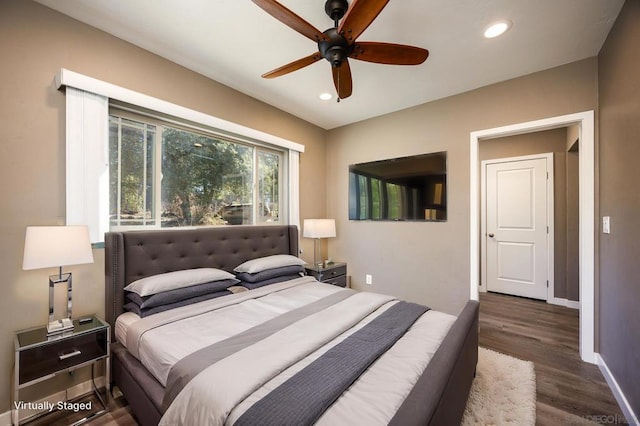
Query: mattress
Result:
<box><xmin>116</xmin><ymin>276</ymin><xmax>456</xmax><ymax>425</ymax></box>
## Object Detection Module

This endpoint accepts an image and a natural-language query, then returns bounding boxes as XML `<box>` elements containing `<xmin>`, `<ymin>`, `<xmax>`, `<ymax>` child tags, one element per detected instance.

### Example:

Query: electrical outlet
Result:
<box><xmin>365</xmin><ymin>274</ymin><xmax>372</xmax><ymax>285</ymax></box>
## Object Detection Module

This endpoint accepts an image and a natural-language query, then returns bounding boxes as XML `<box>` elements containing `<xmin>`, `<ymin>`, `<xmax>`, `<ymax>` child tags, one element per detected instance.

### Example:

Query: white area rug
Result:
<box><xmin>462</xmin><ymin>347</ymin><xmax>536</xmax><ymax>426</ymax></box>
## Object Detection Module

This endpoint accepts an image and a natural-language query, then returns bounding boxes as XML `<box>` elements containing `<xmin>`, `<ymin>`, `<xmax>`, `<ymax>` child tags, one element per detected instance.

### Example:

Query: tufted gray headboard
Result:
<box><xmin>104</xmin><ymin>225</ymin><xmax>299</xmax><ymax>341</ymax></box>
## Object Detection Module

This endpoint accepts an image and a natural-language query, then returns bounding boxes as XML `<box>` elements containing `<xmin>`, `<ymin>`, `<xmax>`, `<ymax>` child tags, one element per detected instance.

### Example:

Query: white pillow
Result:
<box><xmin>124</xmin><ymin>268</ymin><xmax>236</xmax><ymax>297</ymax></box>
<box><xmin>233</xmin><ymin>254</ymin><xmax>305</xmax><ymax>274</ymax></box>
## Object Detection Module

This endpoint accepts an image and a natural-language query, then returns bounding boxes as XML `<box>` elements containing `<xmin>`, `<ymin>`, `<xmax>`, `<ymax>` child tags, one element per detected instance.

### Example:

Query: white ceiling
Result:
<box><xmin>36</xmin><ymin>0</ymin><xmax>624</xmax><ymax>130</ymax></box>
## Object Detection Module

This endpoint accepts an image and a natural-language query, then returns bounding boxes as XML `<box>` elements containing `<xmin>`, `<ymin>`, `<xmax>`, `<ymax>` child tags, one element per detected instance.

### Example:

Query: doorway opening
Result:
<box><xmin>469</xmin><ymin>111</ymin><xmax>595</xmax><ymax>363</ymax></box>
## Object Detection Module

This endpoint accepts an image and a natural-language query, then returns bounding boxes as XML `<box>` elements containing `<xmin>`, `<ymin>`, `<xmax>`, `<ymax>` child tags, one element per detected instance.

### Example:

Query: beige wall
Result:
<box><xmin>0</xmin><ymin>0</ymin><xmax>326</xmax><ymax>411</ymax></box>
<box><xmin>597</xmin><ymin>0</ymin><xmax>640</xmax><ymax>416</ymax></box>
<box><xmin>326</xmin><ymin>58</ymin><xmax>598</xmax><ymax>314</ymax></box>
<box><xmin>479</xmin><ymin>128</ymin><xmax>579</xmax><ymax>302</ymax></box>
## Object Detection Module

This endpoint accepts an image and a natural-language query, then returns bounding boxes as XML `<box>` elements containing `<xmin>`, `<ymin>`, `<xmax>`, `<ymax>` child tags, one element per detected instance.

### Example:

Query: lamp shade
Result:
<box><xmin>23</xmin><ymin>226</ymin><xmax>94</xmax><ymax>270</ymax></box>
<box><xmin>303</xmin><ymin>219</ymin><xmax>336</xmax><ymax>239</ymax></box>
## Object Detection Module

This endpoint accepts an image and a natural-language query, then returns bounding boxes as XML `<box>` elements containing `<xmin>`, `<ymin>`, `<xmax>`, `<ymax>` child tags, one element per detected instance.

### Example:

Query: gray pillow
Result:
<box><xmin>126</xmin><ymin>278</ymin><xmax>239</xmax><ymax>309</ymax></box>
<box><xmin>124</xmin><ymin>268</ymin><xmax>236</xmax><ymax>296</ymax></box>
<box><xmin>235</xmin><ymin>265</ymin><xmax>305</xmax><ymax>283</ymax></box>
<box><xmin>233</xmin><ymin>255</ymin><xmax>305</xmax><ymax>274</ymax></box>
<box><xmin>124</xmin><ymin>290</ymin><xmax>232</xmax><ymax>317</ymax></box>
<box><xmin>241</xmin><ymin>274</ymin><xmax>304</xmax><ymax>290</ymax></box>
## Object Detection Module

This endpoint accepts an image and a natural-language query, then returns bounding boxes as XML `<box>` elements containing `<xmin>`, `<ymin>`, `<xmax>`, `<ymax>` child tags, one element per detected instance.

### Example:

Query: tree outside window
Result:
<box><xmin>109</xmin><ymin>115</ymin><xmax>283</xmax><ymax>229</ymax></box>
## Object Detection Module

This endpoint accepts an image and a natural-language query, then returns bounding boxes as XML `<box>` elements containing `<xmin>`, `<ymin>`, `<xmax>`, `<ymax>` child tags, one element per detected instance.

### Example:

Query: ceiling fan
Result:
<box><xmin>252</xmin><ymin>0</ymin><xmax>429</xmax><ymax>100</ymax></box>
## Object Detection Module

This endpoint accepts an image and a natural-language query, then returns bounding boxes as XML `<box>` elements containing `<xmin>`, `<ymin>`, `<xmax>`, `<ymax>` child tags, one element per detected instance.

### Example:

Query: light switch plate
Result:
<box><xmin>603</xmin><ymin>216</ymin><xmax>610</xmax><ymax>234</ymax></box>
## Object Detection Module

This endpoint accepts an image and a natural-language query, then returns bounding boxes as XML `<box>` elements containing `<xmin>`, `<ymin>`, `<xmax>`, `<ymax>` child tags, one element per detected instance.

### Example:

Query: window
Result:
<box><xmin>60</xmin><ymin>72</ymin><xmax>303</xmax><ymax>243</ymax></box>
<box><xmin>109</xmin><ymin>117</ymin><xmax>156</xmax><ymax>227</ymax></box>
<box><xmin>109</xmin><ymin>113</ymin><xmax>284</xmax><ymax>229</ymax></box>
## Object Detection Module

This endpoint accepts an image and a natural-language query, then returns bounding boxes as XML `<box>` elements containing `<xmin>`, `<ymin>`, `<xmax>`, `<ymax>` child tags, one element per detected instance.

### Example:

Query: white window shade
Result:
<box><xmin>289</xmin><ymin>150</ymin><xmax>301</xmax><ymax>229</ymax></box>
<box><xmin>65</xmin><ymin>87</ymin><xmax>109</xmax><ymax>244</ymax></box>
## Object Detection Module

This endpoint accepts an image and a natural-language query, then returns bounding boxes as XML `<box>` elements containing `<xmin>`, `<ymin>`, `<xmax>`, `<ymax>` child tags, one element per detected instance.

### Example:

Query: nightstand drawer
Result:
<box><xmin>322</xmin><ymin>264</ymin><xmax>346</xmax><ymax>280</ymax></box>
<box><xmin>18</xmin><ymin>329</ymin><xmax>108</xmax><ymax>385</ymax></box>
<box><xmin>307</xmin><ymin>265</ymin><xmax>346</xmax><ymax>281</ymax></box>
<box><xmin>324</xmin><ymin>275</ymin><xmax>347</xmax><ymax>287</ymax></box>
<box><xmin>305</xmin><ymin>262</ymin><xmax>347</xmax><ymax>284</ymax></box>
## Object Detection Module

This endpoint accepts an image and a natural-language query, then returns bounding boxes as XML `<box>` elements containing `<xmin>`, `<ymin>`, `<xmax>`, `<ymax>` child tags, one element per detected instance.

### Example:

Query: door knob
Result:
<box><xmin>488</xmin><ymin>233</ymin><xmax>495</xmax><ymax>238</ymax></box>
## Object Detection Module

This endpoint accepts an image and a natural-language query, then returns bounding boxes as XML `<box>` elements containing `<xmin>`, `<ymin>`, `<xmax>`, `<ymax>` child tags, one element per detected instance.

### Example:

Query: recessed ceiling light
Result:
<box><xmin>319</xmin><ymin>93</ymin><xmax>333</xmax><ymax>101</ymax></box>
<box><xmin>484</xmin><ymin>20</ymin><xmax>512</xmax><ymax>39</ymax></box>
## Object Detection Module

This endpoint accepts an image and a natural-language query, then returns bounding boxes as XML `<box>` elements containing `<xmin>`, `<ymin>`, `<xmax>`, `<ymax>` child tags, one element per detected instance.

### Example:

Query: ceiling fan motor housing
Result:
<box><xmin>319</xmin><ymin>27</ymin><xmax>354</xmax><ymax>67</ymax></box>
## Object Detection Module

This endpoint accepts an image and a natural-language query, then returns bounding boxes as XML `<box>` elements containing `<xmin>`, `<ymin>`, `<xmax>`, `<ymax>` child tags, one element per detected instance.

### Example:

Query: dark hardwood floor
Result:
<box><xmin>31</xmin><ymin>291</ymin><xmax>627</xmax><ymax>425</ymax></box>
<box><xmin>479</xmin><ymin>291</ymin><xmax>627</xmax><ymax>425</ymax></box>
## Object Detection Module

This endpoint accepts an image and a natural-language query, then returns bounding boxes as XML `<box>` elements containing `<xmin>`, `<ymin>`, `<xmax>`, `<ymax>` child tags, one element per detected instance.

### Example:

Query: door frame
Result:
<box><xmin>480</xmin><ymin>153</ymin><xmax>555</xmax><ymax>302</ymax></box>
<box><xmin>470</xmin><ymin>110</ymin><xmax>595</xmax><ymax>363</ymax></box>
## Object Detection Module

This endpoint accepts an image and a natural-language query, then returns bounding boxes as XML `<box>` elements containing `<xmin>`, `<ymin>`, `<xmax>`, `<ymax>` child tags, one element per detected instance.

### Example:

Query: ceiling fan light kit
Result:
<box><xmin>252</xmin><ymin>0</ymin><xmax>429</xmax><ymax>100</ymax></box>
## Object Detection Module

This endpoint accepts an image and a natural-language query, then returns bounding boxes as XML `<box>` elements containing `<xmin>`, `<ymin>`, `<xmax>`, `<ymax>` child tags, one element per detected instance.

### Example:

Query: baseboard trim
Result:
<box><xmin>595</xmin><ymin>353</ymin><xmax>639</xmax><ymax>426</ymax></box>
<box><xmin>0</xmin><ymin>376</ymin><xmax>106</xmax><ymax>426</ymax></box>
<box><xmin>566</xmin><ymin>300</ymin><xmax>580</xmax><ymax>309</ymax></box>
<box><xmin>0</xmin><ymin>410</ymin><xmax>10</xmax><ymax>426</ymax></box>
<box><xmin>550</xmin><ymin>297</ymin><xmax>580</xmax><ymax>310</ymax></box>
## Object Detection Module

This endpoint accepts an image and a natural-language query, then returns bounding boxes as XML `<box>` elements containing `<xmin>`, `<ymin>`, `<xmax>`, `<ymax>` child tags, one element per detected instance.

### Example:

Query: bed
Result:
<box><xmin>105</xmin><ymin>225</ymin><xmax>478</xmax><ymax>426</ymax></box>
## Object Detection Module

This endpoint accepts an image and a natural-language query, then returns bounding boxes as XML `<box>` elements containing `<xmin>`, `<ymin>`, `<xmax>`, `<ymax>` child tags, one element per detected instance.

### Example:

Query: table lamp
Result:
<box><xmin>303</xmin><ymin>219</ymin><xmax>336</xmax><ymax>268</ymax></box>
<box><xmin>22</xmin><ymin>225</ymin><xmax>94</xmax><ymax>335</ymax></box>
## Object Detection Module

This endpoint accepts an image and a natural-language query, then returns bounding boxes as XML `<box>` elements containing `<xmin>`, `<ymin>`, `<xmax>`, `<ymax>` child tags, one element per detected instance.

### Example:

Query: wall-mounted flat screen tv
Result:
<box><xmin>349</xmin><ymin>152</ymin><xmax>446</xmax><ymax>221</ymax></box>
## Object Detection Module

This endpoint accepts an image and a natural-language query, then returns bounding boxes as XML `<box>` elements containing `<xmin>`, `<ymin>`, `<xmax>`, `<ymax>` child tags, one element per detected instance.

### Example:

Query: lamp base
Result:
<box><xmin>313</xmin><ymin>238</ymin><xmax>324</xmax><ymax>269</ymax></box>
<box><xmin>47</xmin><ymin>318</ymin><xmax>74</xmax><ymax>336</ymax></box>
<box><xmin>48</xmin><ymin>270</ymin><xmax>73</xmax><ymax>334</ymax></box>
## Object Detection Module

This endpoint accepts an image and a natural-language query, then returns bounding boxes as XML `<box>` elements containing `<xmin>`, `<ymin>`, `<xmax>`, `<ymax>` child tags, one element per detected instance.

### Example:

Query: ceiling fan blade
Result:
<box><xmin>262</xmin><ymin>53</ymin><xmax>323</xmax><ymax>78</ymax></box>
<box><xmin>252</xmin><ymin>0</ymin><xmax>327</xmax><ymax>42</ymax></box>
<box><xmin>332</xmin><ymin>60</ymin><xmax>353</xmax><ymax>99</ymax></box>
<box><xmin>350</xmin><ymin>42</ymin><xmax>429</xmax><ymax>65</ymax></box>
<box><xmin>338</xmin><ymin>0</ymin><xmax>390</xmax><ymax>43</ymax></box>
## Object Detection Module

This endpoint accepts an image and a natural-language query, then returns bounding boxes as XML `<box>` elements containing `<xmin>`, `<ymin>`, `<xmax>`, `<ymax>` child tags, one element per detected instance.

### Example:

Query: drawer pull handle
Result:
<box><xmin>59</xmin><ymin>350</ymin><xmax>81</xmax><ymax>361</ymax></box>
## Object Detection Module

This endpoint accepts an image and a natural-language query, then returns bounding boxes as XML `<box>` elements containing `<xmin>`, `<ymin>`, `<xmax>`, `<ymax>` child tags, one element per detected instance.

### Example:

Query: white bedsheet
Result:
<box><xmin>115</xmin><ymin>311</ymin><xmax>138</xmax><ymax>347</ymax></box>
<box><xmin>117</xmin><ymin>278</ymin><xmax>345</xmax><ymax>386</ymax></box>
<box><xmin>117</xmin><ymin>277</ymin><xmax>456</xmax><ymax>425</ymax></box>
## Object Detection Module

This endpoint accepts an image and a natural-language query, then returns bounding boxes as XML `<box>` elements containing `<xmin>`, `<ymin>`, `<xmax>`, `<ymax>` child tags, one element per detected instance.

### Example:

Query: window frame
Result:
<box><xmin>108</xmin><ymin>107</ymin><xmax>287</xmax><ymax>231</ymax></box>
<box><xmin>109</xmin><ymin>115</ymin><xmax>158</xmax><ymax>229</ymax></box>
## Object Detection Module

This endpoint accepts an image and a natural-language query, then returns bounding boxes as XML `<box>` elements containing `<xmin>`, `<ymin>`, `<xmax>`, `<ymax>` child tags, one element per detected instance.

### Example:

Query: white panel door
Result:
<box><xmin>485</xmin><ymin>157</ymin><xmax>549</xmax><ymax>300</ymax></box>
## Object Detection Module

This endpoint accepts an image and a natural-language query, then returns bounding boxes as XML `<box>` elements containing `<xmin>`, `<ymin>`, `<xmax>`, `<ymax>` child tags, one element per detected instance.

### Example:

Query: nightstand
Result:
<box><xmin>305</xmin><ymin>262</ymin><xmax>348</xmax><ymax>287</ymax></box>
<box><xmin>13</xmin><ymin>315</ymin><xmax>110</xmax><ymax>425</ymax></box>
